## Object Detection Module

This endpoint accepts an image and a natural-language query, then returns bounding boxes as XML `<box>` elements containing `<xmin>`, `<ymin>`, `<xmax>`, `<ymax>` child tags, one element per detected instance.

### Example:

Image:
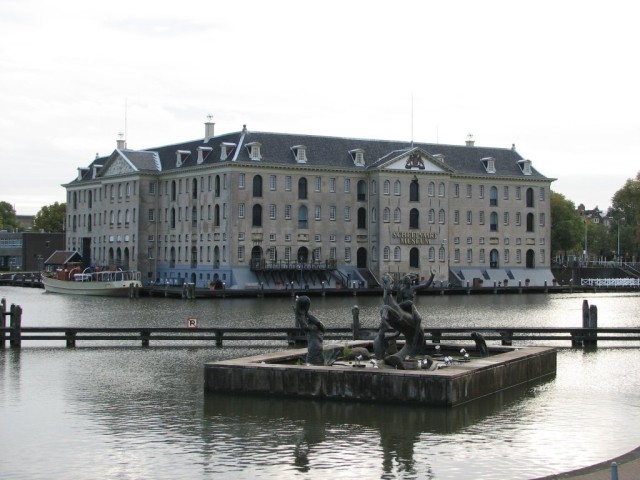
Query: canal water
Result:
<box><xmin>1</xmin><ymin>287</ymin><xmax>639</xmax><ymax>479</ymax></box>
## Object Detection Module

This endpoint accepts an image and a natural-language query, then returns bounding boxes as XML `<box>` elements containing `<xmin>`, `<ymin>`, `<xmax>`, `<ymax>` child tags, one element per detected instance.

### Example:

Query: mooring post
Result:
<box><xmin>9</xmin><ymin>304</ymin><xmax>22</xmax><ymax>349</ymax></box>
<box><xmin>1</xmin><ymin>298</ymin><xmax>6</xmax><ymax>348</ymax></box>
<box><xmin>586</xmin><ymin>304</ymin><xmax>598</xmax><ymax>349</ymax></box>
<box><xmin>215</xmin><ymin>331</ymin><xmax>223</xmax><ymax>347</ymax></box>
<box><xmin>500</xmin><ymin>330</ymin><xmax>513</xmax><ymax>346</ymax></box>
<box><xmin>129</xmin><ymin>283</ymin><xmax>134</xmax><ymax>299</ymax></box>
<box><xmin>65</xmin><ymin>331</ymin><xmax>76</xmax><ymax>348</ymax></box>
<box><xmin>351</xmin><ymin>305</ymin><xmax>360</xmax><ymax>340</ymax></box>
<box><xmin>141</xmin><ymin>329</ymin><xmax>150</xmax><ymax>347</ymax></box>
<box><xmin>610</xmin><ymin>461</ymin><xmax>618</xmax><ymax>480</ymax></box>
<box><xmin>164</xmin><ymin>283</ymin><xmax>169</xmax><ymax>297</ymax></box>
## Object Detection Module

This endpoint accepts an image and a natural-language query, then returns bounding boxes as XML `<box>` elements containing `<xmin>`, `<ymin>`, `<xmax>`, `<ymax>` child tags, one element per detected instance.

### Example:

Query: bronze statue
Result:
<box><xmin>294</xmin><ymin>295</ymin><xmax>325</xmax><ymax>365</ymax></box>
<box><xmin>375</xmin><ymin>270</ymin><xmax>434</xmax><ymax>368</ymax></box>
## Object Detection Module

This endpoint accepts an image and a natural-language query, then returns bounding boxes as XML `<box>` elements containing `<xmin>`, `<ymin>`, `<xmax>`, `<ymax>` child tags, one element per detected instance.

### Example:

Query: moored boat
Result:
<box><xmin>42</xmin><ymin>267</ymin><xmax>142</xmax><ymax>296</ymax></box>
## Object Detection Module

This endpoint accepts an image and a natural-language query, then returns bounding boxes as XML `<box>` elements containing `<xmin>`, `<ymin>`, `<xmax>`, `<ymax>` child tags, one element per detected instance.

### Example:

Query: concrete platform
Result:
<box><xmin>204</xmin><ymin>342</ymin><xmax>557</xmax><ymax>407</ymax></box>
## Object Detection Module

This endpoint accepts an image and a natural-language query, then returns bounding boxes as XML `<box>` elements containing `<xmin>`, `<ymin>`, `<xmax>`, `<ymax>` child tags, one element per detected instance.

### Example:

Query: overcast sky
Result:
<box><xmin>1</xmin><ymin>0</ymin><xmax>638</xmax><ymax>215</ymax></box>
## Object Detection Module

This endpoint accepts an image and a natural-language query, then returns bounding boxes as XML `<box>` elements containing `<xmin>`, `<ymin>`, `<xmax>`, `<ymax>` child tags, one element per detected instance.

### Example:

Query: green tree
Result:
<box><xmin>0</xmin><ymin>201</ymin><xmax>20</xmax><ymax>231</ymax></box>
<box><xmin>33</xmin><ymin>202</ymin><xmax>66</xmax><ymax>232</ymax></box>
<box><xmin>609</xmin><ymin>172</ymin><xmax>640</xmax><ymax>260</ymax></box>
<box><xmin>550</xmin><ymin>191</ymin><xmax>584</xmax><ymax>261</ymax></box>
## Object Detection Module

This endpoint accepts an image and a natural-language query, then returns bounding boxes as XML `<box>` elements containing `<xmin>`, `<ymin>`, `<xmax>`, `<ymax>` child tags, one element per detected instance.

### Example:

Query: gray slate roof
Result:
<box><xmin>73</xmin><ymin>129</ymin><xmax>549</xmax><ymax>183</ymax></box>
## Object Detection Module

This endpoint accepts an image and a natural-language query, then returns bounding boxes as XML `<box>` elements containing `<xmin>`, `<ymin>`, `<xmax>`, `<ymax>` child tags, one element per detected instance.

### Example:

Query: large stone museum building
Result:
<box><xmin>63</xmin><ymin>120</ymin><xmax>555</xmax><ymax>289</ymax></box>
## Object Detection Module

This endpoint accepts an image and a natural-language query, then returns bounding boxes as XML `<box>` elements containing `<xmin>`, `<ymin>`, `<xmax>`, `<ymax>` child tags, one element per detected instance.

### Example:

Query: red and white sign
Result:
<box><xmin>187</xmin><ymin>317</ymin><xmax>198</xmax><ymax>328</ymax></box>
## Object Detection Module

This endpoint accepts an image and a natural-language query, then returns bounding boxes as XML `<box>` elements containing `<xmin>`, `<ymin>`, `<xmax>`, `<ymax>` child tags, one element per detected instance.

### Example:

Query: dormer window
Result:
<box><xmin>246</xmin><ymin>142</ymin><xmax>262</xmax><ymax>161</ymax></box>
<box><xmin>291</xmin><ymin>145</ymin><xmax>307</xmax><ymax>163</ymax></box>
<box><xmin>481</xmin><ymin>157</ymin><xmax>496</xmax><ymax>174</ymax></box>
<box><xmin>197</xmin><ymin>147</ymin><xmax>212</xmax><ymax>164</ymax></box>
<box><xmin>92</xmin><ymin>164</ymin><xmax>103</xmax><ymax>179</ymax></box>
<box><xmin>220</xmin><ymin>142</ymin><xmax>236</xmax><ymax>161</ymax></box>
<box><xmin>518</xmin><ymin>159</ymin><xmax>532</xmax><ymax>175</ymax></box>
<box><xmin>349</xmin><ymin>148</ymin><xmax>365</xmax><ymax>167</ymax></box>
<box><xmin>176</xmin><ymin>150</ymin><xmax>191</xmax><ymax>167</ymax></box>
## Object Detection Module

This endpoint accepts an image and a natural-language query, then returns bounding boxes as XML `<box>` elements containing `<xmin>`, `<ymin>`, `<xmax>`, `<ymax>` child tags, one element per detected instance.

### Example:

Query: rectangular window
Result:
<box><xmin>284</xmin><ymin>246</ymin><xmax>291</xmax><ymax>261</ymax></box>
<box><xmin>269</xmin><ymin>233</ymin><xmax>276</xmax><ymax>241</ymax></box>
<box><xmin>148</xmin><ymin>209</ymin><xmax>155</xmax><ymax>222</ymax></box>
<box><xmin>330</xmin><ymin>247</ymin><xmax>337</xmax><ymax>260</ymax></box>
<box><xmin>345</xmin><ymin>247</ymin><xmax>351</xmax><ymax>263</ymax></box>
<box><xmin>269</xmin><ymin>204</ymin><xmax>276</xmax><ymax>219</ymax></box>
<box><xmin>329</xmin><ymin>178</ymin><xmax>336</xmax><ymax>193</ymax></box>
<box><xmin>148</xmin><ymin>247</ymin><xmax>154</xmax><ymax>259</ymax></box>
<box><xmin>149</xmin><ymin>182</ymin><xmax>156</xmax><ymax>194</ymax></box>
<box><xmin>238</xmin><ymin>173</ymin><xmax>245</xmax><ymax>188</ymax></box>
<box><xmin>503</xmin><ymin>186</ymin><xmax>509</xmax><ymax>200</ymax></box>
<box><xmin>467</xmin><ymin>249</ymin><xmax>473</xmax><ymax>263</ymax></box>
<box><xmin>454</xmin><ymin>210</ymin><xmax>460</xmax><ymax>224</ymax></box>
<box><xmin>285</xmin><ymin>176</ymin><xmax>292</xmax><ymax>191</ymax></box>
<box><xmin>315</xmin><ymin>176</ymin><xmax>321</xmax><ymax>192</ymax></box>
<box><xmin>344</xmin><ymin>206</ymin><xmax>351</xmax><ymax>221</ymax></box>
<box><xmin>466</xmin><ymin>211</ymin><xmax>472</xmax><ymax>225</ymax></box>
<box><xmin>540</xmin><ymin>212</ymin><xmax>546</xmax><ymax>226</ymax></box>
<box><xmin>467</xmin><ymin>236</ymin><xmax>472</xmax><ymax>244</ymax></box>
<box><xmin>515</xmin><ymin>212</ymin><xmax>521</xmax><ymax>226</ymax></box>
<box><xmin>504</xmin><ymin>212</ymin><xmax>509</xmax><ymax>225</ymax></box>
<box><xmin>238</xmin><ymin>246</ymin><xmax>245</xmax><ymax>262</ymax></box>
<box><xmin>285</xmin><ymin>234</ymin><xmax>292</xmax><ymax>242</ymax></box>
<box><xmin>329</xmin><ymin>234</ymin><xmax>336</xmax><ymax>242</ymax></box>
<box><xmin>270</xmin><ymin>175</ymin><xmax>277</xmax><ymax>191</ymax></box>
<box><xmin>504</xmin><ymin>249</ymin><xmax>510</xmax><ymax>263</ymax></box>
<box><xmin>285</xmin><ymin>205</ymin><xmax>292</xmax><ymax>220</ymax></box>
<box><xmin>238</xmin><ymin>203</ymin><xmax>245</xmax><ymax>218</ymax></box>
<box><xmin>344</xmin><ymin>178</ymin><xmax>351</xmax><ymax>193</ymax></box>
<box><xmin>516</xmin><ymin>186</ymin><xmax>521</xmax><ymax>200</ymax></box>
<box><xmin>329</xmin><ymin>206</ymin><xmax>336</xmax><ymax>221</ymax></box>
<box><xmin>516</xmin><ymin>249</ymin><xmax>521</xmax><ymax>263</ymax></box>
<box><xmin>540</xmin><ymin>188</ymin><xmax>546</xmax><ymax>201</ymax></box>
<box><xmin>479</xmin><ymin>185</ymin><xmax>485</xmax><ymax>199</ymax></box>
<box><xmin>479</xmin><ymin>211</ymin><xmax>485</xmax><ymax>225</ymax></box>
<box><xmin>454</xmin><ymin>183</ymin><xmax>460</xmax><ymax>198</ymax></box>
<box><xmin>466</xmin><ymin>184</ymin><xmax>472</xmax><ymax>198</ymax></box>
<box><xmin>314</xmin><ymin>234</ymin><xmax>321</xmax><ymax>242</ymax></box>
<box><xmin>454</xmin><ymin>248</ymin><xmax>460</xmax><ymax>263</ymax></box>
<box><xmin>315</xmin><ymin>206</ymin><xmax>321</xmax><ymax>220</ymax></box>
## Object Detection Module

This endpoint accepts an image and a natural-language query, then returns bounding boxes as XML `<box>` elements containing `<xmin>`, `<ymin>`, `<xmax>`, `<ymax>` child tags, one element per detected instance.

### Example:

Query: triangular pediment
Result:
<box><xmin>377</xmin><ymin>148</ymin><xmax>453</xmax><ymax>173</ymax></box>
<box><xmin>98</xmin><ymin>150</ymin><xmax>138</xmax><ymax>177</ymax></box>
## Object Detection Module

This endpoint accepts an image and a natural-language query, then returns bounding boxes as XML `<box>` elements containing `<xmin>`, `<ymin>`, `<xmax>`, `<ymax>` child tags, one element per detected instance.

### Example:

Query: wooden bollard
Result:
<box><xmin>582</xmin><ymin>300</ymin><xmax>598</xmax><ymax>349</ymax></box>
<box><xmin>9</xmin><ymin>304</ymin><xmax>22</xmax><ymax>348</ymax></box>
<box><xmin>141</xmin><ymin>330</ymin><xmax>150</xmax><ymax>347</ymax></box>
<box><xmin>1</xmin><ymin>298</ymin><xmax>6</xmax><ymax>348</ymax></box>
<box><xmin>65</xmin><ymin>331</ymin><xmax>77</xmax><ymax>348</ymax></box>
<box><xmin>352</xmin><ymin>305</ymin><xmax>360</xmax><ymax>340</ymax></box>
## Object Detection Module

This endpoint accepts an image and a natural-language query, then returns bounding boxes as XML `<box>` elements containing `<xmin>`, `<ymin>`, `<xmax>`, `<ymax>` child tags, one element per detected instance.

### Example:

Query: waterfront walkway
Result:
<box><xmin>537</xmin><ymin>446</ymin><xmax>640</xmax><ymax>479</ymax></box>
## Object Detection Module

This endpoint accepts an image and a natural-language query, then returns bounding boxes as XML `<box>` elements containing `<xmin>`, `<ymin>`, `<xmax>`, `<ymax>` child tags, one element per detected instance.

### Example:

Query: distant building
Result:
<box><xmin>62</xmin><ymin>121</ymin><xmax>555</xmax><ymax>288</ymax></box>
<box><xmin>0</xmin><ymin>231</ymin><xmax>64</xmax><ymax>271</ymax></box>
<box><xmin>16</xmin><ymin>215</ymin><xmax>35</xmax><ymax>231</ymax></box>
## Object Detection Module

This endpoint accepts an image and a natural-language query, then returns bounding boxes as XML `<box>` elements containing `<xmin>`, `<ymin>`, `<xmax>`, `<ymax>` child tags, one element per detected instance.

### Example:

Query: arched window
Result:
<box><xmin>383</xmin><ymin>207</ymin><xmax>390</xmax><ymax>223</ymax></box>
<box><xmin>527</xmin><ymin>213</ymin><xmax>535</xmax><ymax>232</ymax></box>
<box><xmin>410</xmin><ymin>179</ymin><xmax>419</xmax><ymax>201</ymax></box>
<box><xmin>383</xmin><ymin>180</ymin><xmax>390</xmax><ymax>195</ymax></box>
<box><xmin>214</xmin><ymin>205</ymin><xmax>220</xmax><ymax>226</ymax></box>
<box><xmin>371</xmin><ymin>180</ymin><xmax>377</xmax><ymax>195</ymax></box>
<box><xmin>371</xmin><ymin>207</ymin><xmax>377</xmax><ymax>223</ymax></box>
<box><xmin>394</xmin><ymin>207</ymin><xmax>401</xmax><ymax>223</ymax></box>
<box><xmin>192</xmin><ymin>179</ymin><xmax>198</xmax><ymax>199</ymax></box>
<box><xmin>428</xmin><ymin>182</ymin><xmax>435</xmax><ymax>197</ymax></box>
<box><xmin>490</xmin><ymin>212</ymin><xmax>498</xmax><ymax>231</ymax></box>
<box><xmin>253</xmin><ymin>175</ymin><xmax>263</xmax><ymax>197</ymax></box>
<box><xmin>439</xmin><ymin>246</ymin><xmax>445</xmax><ymax>262</ymax></box>
<box><xmin>383</xmin><ymin>246</ymin><xmax>390</xmax><ymax>261</ymax></box>
<box><xmin>170</xmin><ymin>247</ymin><xmax>176</xmax><ymax>268</ymax></box>
<box><xmin>394</xmin><ymin>180</ymin><xmax>401</xmax><ymax>195</ymax></box>
<box><xmin>215</xmin><ymin>176</ymin><xmax>221</xmax><ymax>197</ymax></box>
<box><xmin>428</xmin><ymin>246</ymin><xmax>435</xmax><ymax>262</ymax></box>
<box><xmin>298</xmin><ymin>178</ymin><xmax>307</xmax><ymax>199</ymax></box>
<box><xmin>526</xmin><ymin>187</ymin><xmax>535</xmax><ymax>208</ymax></box>
<box><xmin>171</xmin><ymin>181</ymin><xmax>177</xmax><ymax>201</ymax></box>
<box><xmin>357</xmin><ymin>208</ymin><xmax>367</xmax><ymax>229</ymax></box>
<box><xmin>438</xmin><ymin>182</ymin><xmax>445</xmax><ymax>197</ymax></box>
<box><xmin>490</xmin><ymin>249</ymin><xmax>499</xmax><ymax>268</ymax></box>
<box><xmin>490</xmin><ymin>186</ymin><xmax>498</xmax><ymax>206</ymax></box>
<box><xmin>409</xmin><ymin>208</ymin><xmax>419</xmax><ymax>229</ymax></box>
<box><xmin>410</xmin><ymin>247</ymin><xmax>420</xmax><ymax>268</ymax></box>
<box><xmin>439</xmin><ymin>209</ymin><xmax>445</xmax><ymax>224</ymax></box>
<box><xmin>125</xmin><ymin>209</ymin><xmax>130</xmax><ymax>224</ymax></box>
<box><xmin>428</xmin><ymin>209</ymin><xmax>435</xmax><ymax>224</ymax></box>
<box><xmin>357</xmin><ymin>180</ymin><xmax>366</xmax><ymax>201</ymax></box>
<box><xmin>298</xmin><ymin>205</ymin><xmax>308</xmax><ymax>228</ymax></box>
<box><xmin>171</xmin><ymin>208</ymin><xmax>176</xmax><ymax>229</ymax></box>
<box><xmin>252</xmin><ymin>204</ymin><xmax>262</xmax><ymax>227</ymax></box>
<box><xmin>394</xmin><ymin>246</ymin><xmax>401</xmax><ymax>261</ymax></box>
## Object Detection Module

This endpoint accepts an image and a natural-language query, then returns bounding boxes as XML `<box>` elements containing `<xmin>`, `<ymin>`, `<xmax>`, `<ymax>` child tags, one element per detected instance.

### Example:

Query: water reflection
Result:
<box><xmin>202</xmin><ymin>376</ymin><xmax>554</xmax><ymax>479</ymax></box>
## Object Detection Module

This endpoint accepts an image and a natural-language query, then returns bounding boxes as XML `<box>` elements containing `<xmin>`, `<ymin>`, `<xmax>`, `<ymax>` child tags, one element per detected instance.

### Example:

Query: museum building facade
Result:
<box><xmin>63</xmin><ymin>121</ymin><xmax>555</xmax><ymax>289</ymax></box>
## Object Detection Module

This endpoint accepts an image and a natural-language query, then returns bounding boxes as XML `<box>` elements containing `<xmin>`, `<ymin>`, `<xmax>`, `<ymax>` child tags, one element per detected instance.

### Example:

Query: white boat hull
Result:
<box><xmin>42</xmin><ymin>276</ymin><xmax>142</xmax><ymax>296</ymax></box>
